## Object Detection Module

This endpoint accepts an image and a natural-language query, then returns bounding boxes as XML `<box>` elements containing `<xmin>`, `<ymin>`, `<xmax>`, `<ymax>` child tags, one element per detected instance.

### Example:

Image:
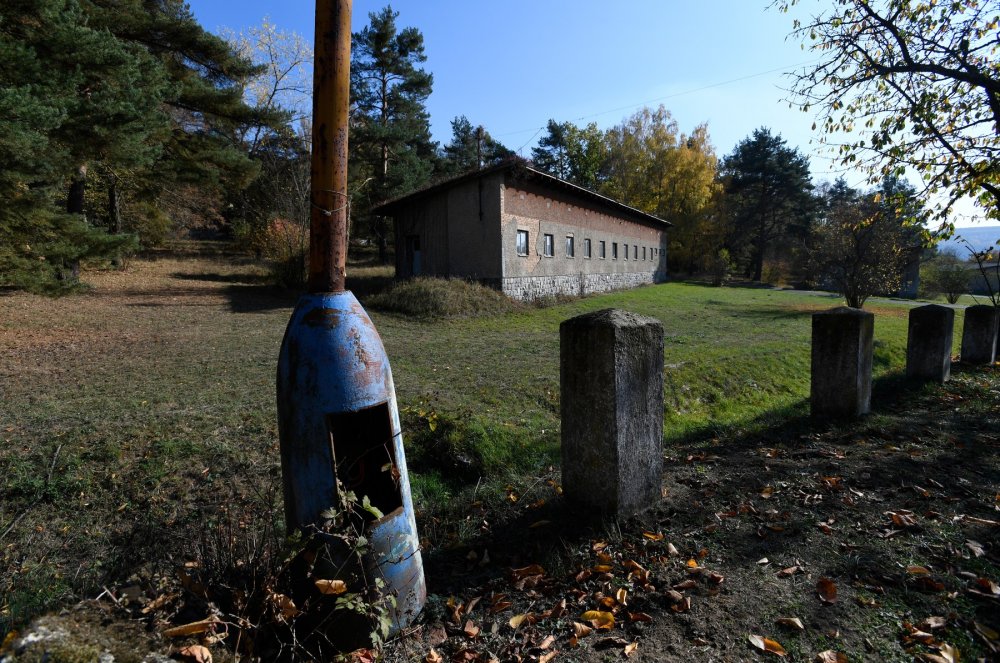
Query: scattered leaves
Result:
<box><xmin>814</xmin><ymin>651</ymin><xmax>847</xmax><ymax>663</ymax></box>
<box><xmin>775</xmin><ymin>617</ymin><xmax>805</xmax><ymax>631</ymax></box>
<box><xmin>177</xmin><ymin>645</ymin><xmax>212</xmax><ymax>663</ymax></box>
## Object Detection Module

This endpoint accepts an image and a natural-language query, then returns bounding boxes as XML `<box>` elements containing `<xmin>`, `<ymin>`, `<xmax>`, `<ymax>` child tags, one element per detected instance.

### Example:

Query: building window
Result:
<box><xmin>612</xmin><ymin>242</ymin><xmax>618</xmax><ymax>260</ymax></box>
<box><xmin>584</xmin><ymin>238</ymin><xmax>592</xmax><ymax>258</ymax></box>
<box><xmin>599</xmin><ymin>241</ymin><xmax>606</xmax><ymax>259</ymax></box>
<box><xmin>633</xmin><ymin>245</ymin><xmax>638</xmax><ymax>260</ymax></box>
<box><xmin>566</xmin><ymin>235</ymin><xmax>575</xmax><ymax>258</ymax></box>
<box><xmin>516</xmin><ymin>230</ymin><xmax>529</xmax><ymax>256</ymax></box>
<box><xmin>643</xmin><ymin>246</ymin><xmax>647</xmax><ymax>261</ymax></box>
<box><xmin>624</xmin><ymin>242</ymin><xmax>629</xmax><ymax>261</ymax></box>
<box><xmin>543</xmin><ymin>233</ymin><xmax>554</xmax><ymax>257</ymax></box>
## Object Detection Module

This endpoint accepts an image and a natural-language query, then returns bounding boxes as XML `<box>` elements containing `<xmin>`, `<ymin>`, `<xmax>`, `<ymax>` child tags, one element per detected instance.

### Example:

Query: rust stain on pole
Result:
<box><xmin>309</xmin><ymin>0</ymin><xmax>352</xmax><ymax>293</ymax></box>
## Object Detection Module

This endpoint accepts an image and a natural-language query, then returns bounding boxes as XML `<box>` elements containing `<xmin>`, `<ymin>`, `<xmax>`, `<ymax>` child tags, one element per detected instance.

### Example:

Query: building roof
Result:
<box><xmin>370</xmin><ymin>161</ymin><xmax>672</xmax><ymax>228</ymax></box>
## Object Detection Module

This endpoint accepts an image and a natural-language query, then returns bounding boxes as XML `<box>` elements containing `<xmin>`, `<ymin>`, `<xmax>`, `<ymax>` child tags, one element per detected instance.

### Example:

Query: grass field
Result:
<box><xmin>2</xmin><ymin>247</ymin><xmax>996</xmax><ymax>662</ymax></box>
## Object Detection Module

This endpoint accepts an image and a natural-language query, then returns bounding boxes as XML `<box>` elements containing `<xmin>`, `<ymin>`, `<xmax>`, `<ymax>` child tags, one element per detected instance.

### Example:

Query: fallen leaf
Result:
<box><xmin>509</xmin><ymin>613</ymin><xmax>533</xmax><ymax>630</ymax></box>
<box><xmin>642</xmin><ymin>531</ymin><xmax>664</xmax><ymax>541</ymax></box>
<box><xmin>538</xmin><ymin>635</ymin><xmax>556</xmax><ymax>650</ymax></box>
<box><xmin>816</xmin><ymin>578</ymin><xmax>838</xmax><ymax>604</ymax></box>
<box><xmin>177</xmin><ymin>645</ymin><xmax>212</xmax><ymax>663</ymax></box>
<box><xmin>628</xmin><ymin>612</ymin><xmax>653</xmax><ymax>623</ymax></box>
<box><xmin>672</xmin><ymin>579</ymin><xmax>697</xmax><ymax>591</ymax></box>
<box><xmin>572</xmin><ymin>622</ymin><xmax>594</xmax><ymax>638</ymax></box>
<box><xmin>511</xmin><ymin>564</ymin><xmax>545</xmax><ymax>580</ymax></box>
<box><xmin>666</xmin><ymin>543</ymin><xmax>680</xmax><ymax>556</ymax></box>
<box><xmin>917</xmin><ymin>616</ymin><xmax>947</xmax><ymax>631</ymax></box>
<box><xmin>624</xmin><ymin>642</ymin><xmax>638</xmax><ymax>657</ymax></box>
<box><xmin>960</xmin><ymin>515</ymin><xmax>1000</xmax><ymax>527</ymax></box>
<box><xmin>580</xmin><ymin>610</ymin><xmax>615</xmax><ymax>630</ymax></box>
<box><xmin>163</xmin><ymin>617</ymin><xmax>221</xmax><ymax>638</ymax></box>
<box><xmin>966</xmin><ymin>540</ymin><xmax>986</xmax><ymax>557</ymax></box>
<box><xmin>777</xmin><ymin>566</ymin><xmax>802</xmax><ymax>578</ymax></box>
<box><xmin>462</xmin><ymin>620</ymin><xmax>480</xmax><ymax>638</ymax></box>
<box><xmin>747</xmin><ymin>634</ymin><xmax>787</xmax><ymax>656</ymax></box>
<box><xmin>315</xmin><ymin>578</ymin><xmax>348</xmax><ymax>595</ymax></box>
<box><xmin>906</xmin><ymin>565</ymin><xmax>931</xmax><ymax>576</ymax></box>
<box><xmin>761</xmin><ymin>486</ymin><xmax>775</xmax><ymax>499</ymax></box>
<box><xmin>775</xmin><ymin>617</ymin><xmax>804</xmax><ymax>631</ymax></box>
<box><xmin>425</xmin><ymin>648</ymin><xmax>443</xmax><ymax>663</ymax></box>
<box><xmin>538</xmin><ymin>651</ymin><xmax>557</xmax><ymax>663</ymax></box>
<box><xmin>814</xmin><ymin>651</ymin><xmax>847</xmax><ymax>663</ymax></box>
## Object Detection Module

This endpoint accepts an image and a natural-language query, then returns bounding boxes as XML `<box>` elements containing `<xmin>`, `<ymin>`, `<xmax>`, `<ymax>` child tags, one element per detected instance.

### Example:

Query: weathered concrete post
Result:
<box><xmin>560</xmin><ymin>308</ymin><xmax>663</xmax><ymax>517</ymax></box>
<box><xmin>811</xmin><ymin>307</ymin><xmax>874</xmax><ymax>418</ymax></box>
<box><xmin>906</xmin><ymin>304</ymin><xmax>954</xmax><ymax>382</ymax></box>
<box><xmin>960</xmin><ymin>304</ymin><xmax>999</xmax><ymax>365</ymax></box>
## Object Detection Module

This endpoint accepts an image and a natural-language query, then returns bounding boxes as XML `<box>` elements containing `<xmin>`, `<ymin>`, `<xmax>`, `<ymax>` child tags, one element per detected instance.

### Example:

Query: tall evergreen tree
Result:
<box><xmin>350</xmin><ymin>5</ymin><xmax>436</xmax><ymax>263</ymax></box>
<box><xmin>440</xmin><ymin>116</ymin><xmax>513</xmax><ymax>175</ymax></box>
<box><xmin>720</xmin><ymin>128</ymin><xmax>816</xmax><ymax>281</ymax></box>
<box><xmin>0</xmin><ymin>0</ymin><xmax>164</xmax><ymax>290</ymax></box>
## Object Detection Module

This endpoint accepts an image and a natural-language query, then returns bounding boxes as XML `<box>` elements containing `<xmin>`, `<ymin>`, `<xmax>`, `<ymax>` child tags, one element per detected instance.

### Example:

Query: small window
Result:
<box><xmin>565</xmin><ymin>235</ymin><xmax>574</xmax><ymax>258</ymax></box>
<box><xmin>633</xmin><ymin>245</ymin><xmax>638</xmax><ymax>260</ymax></box>
<box><xmin>599</xmin><ymin>241</ymin><xmax>606</xmax><ymax>259</ymax></box>
<box><xmin>643</xmin><ymin>246</ymin><xmax>647</xmax><ymax>261</ymax></box>
<box><xmin>584</xmin><ymin>238</ymin><xmax>592</xmax><ymax>258</ymax></box>
<box><xmin>543</xmin><ymin>233</ymin><xmax>554</xmax><ymax>257</ymax></box>
<box><xmin>612</xmin><ymin>242</ymin><xmax>618</xmax><ymax>260</ymax></box>
<box><xmin>624</xmin><ymin>243</ymin><xmax>629</xmax><ymax>261</ymax></box>
<box><xmin>516</xmin><ymin>230</ymin><xmax>529</xmax><ymax>256</ymax></box>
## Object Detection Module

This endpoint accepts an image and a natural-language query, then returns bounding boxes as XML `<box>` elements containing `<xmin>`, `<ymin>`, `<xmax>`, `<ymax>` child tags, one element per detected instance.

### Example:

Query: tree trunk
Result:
<box><xmin>61</xmin><ymin>163</ymin><xmax>88</xmax><ymax>281</ymax></box>
<box><xmin>107</xmin><ymin>171</ymin><xmax>121</xmax><ymax>234</ymax></box>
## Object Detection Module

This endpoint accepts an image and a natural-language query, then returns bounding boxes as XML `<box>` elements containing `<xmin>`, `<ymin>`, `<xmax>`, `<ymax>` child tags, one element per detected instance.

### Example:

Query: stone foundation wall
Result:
<box><xmin>499</xmin><ymin>271</ymin><xmax>664</xmax><ymax>301</ymax></box>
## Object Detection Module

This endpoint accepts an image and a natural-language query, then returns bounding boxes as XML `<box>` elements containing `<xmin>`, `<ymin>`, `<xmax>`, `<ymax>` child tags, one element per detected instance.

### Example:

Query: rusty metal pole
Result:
<box><xmin>274</xmin><ymin>0</ymin><xmax>426</xmax><ymax>645</ymax></box>
<box><xmin>308</xmin><ymin>0</ymin><xmax>351</xmax><ymax>294</ymax></box>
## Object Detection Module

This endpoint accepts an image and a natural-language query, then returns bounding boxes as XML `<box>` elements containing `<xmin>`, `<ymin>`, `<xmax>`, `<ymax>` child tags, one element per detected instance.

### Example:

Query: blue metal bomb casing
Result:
<box><xmin>276</xmin><ymin>290</ymin><xmax>425</xmax><ymax>633</ymax></box>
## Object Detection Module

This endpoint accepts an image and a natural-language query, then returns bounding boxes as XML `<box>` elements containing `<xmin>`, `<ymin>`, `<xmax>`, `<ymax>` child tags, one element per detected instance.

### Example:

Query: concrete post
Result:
<box><xmin>560</xmin><ymin>308</ymin><xmax>663</xmax><ymax>518</ymax></box>
<box><xmin>811</xmin><ymin>307</ymin><xmax>874</xmax><ymax>418</ymax></box>
<box><xmin>906</xmin><ymin>304</ymin><xmax>954</xmax><ymax>382</ymax></box>
<box><xmin>960</xmin><ymin>304</ymin><xmax>999</xmax><ymax>365</ymax></box>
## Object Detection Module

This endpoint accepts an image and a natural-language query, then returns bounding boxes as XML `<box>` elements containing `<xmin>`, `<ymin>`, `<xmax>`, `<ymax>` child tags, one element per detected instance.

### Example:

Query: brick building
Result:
<box><xmin>371</xmin><ymin>163</ymin><xmax>671</xmax><ymax>300</ymax></box>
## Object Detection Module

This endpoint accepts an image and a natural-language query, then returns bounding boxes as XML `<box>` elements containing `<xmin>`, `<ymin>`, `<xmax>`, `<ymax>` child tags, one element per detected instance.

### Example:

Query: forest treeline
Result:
<box><xmin>0</xmin><ymin>2</ymin><xmax>951</xmax><ymax>302</ymax></box>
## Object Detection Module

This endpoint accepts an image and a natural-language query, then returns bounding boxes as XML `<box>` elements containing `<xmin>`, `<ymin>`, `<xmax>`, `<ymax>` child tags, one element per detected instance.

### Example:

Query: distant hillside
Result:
<box><xmin>937</xmin><ymin>225</ymin><xmax>1000</xmax><ymax>255</ymax></box>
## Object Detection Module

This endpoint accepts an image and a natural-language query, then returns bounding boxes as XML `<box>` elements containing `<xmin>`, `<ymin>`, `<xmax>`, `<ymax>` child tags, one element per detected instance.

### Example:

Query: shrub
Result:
<box><xmin>259</xmin><ymin>217</ymin><xmax>308</xmax><ymax>288</ymax></box>
<box><xmin>367</xmin><ymin>277</ymin><xmax>522</xmax><ymax>318</ymax></box>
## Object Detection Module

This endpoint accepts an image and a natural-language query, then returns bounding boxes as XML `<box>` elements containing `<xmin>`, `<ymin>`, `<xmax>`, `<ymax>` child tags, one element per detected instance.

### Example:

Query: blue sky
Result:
<box><xmin>186</xmin><ymin>0</ymin><xmax>992</xmax><ymax>227</ymax></box>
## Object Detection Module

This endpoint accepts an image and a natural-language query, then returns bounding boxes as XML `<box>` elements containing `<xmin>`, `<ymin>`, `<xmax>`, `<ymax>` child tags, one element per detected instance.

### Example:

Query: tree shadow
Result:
<box><xmin>172</xmin><ymin>271</ymin><xmax>272</xmax><ymax>285</ymax></box>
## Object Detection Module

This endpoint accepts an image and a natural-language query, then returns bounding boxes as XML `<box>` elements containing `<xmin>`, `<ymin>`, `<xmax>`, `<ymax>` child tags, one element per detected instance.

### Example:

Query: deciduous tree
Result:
<box><xmin>781</xmin><ymin>0</ymin><xmax>1000</xmax><ymax>220</ymax></box>
<box><xmin>531</xmin><ymin>119</ymin><xmax>607</xmax><ymax>190</ymax></box>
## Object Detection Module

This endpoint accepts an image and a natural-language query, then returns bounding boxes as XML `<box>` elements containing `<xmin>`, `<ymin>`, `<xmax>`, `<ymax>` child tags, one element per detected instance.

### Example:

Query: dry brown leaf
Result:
<box><xmin>966</xmin><ymin>540</ymin><xmax>986</xmax><ymax>557</ymax></box>
<box><xmin>672</xmin><ymin>579</ymin><xmax>697</xmax><ymax>590</ymax></box>
<box><xmin>163</xmin><ymin>617</ymin><xmax>220</xmax><ymax>638</ymax></box>
<box><xmin>628</xmin><ymin>612</ymin><xmax>653</xmax><ymax>623</ymax></box>
<box><xmin>906</xmin><ymin>565</ymin><xmax>931</xmax><ymax>576</ymax></box>
<box><xmin>775</xmin><ymin>617</ymin><xmax>804</xmax><ymax>631</ymax></box>
<box><xmin>177</xmin><ymin>645</ymin><xmax>212</xmax><ymax>663</ymax></box>
<box><xmin>615</xmin><ymin>587</ymin><xmax>628</xmax><ymax>606</ymax></box>
<box><xmin>814</xmin><ymin>651</ymin><xmax>847</xmax><ymax>663</ymax></box>
<box><xmin>581</xmin><ymin>610</ymin><xmax>615</xmax><ymax>630</ymax></box>
<box><xmin>666</xmin><ymin>542</ymin><xmax>680</xmax><ymax>556</ymax></box>
<box><xmin>511</xmin><ymin>564</ymin><xmax>546</xmax><ymax>580</ymax></box>
<box><xmin>624</xmin><ymin>642</ymin><xmax>638</xmax><ymax>657</ymax></box>
<box><xmin>747</xmin><ymin>634</ymin><xmax>787</xmax><ymax>656</ymax></box>
<box><xmin>918</xmin><ymin>616</ymin><xmax>947</xmax><ymax>631</ymax></box>
<box><xmin>315</xmin><ymin>578</ymin><xmax>348</xmax><ymax>595</ymax></box>
<box><xmin>141</xmin><ymin>592</ymin><xmax>177</xmax><ymax>615</ymax></box>
<box><xmin>761</xmin><ymin>486</ymin><xmax>775</xmax><ymax>499</ymax></box>
<box><xmin>538</xmin><ymin>651</ymin><xmax>557</xmax><ymax>663</ymax></box>
<box><xmin>816</xmin><ymin>577</ymin><xmax>838</xmax><ymax>604</ymax></box>
<box><xmin>425</xmin><ymin>649</ymin><xmax>443</xmax><ymax>663</ymax></box>
<box><xmin>509</xmin><ymin>613</ymin><xmax>533</xmax><ymax>630</ymax></box>
<box><xmin>462</xmin><ymin>620</ymin><xmax>480</xmax><ymax>638</ymax></box>
<box><xmin>777</xmin><ymin>565</ymin><xmax>802</xmax><ymax>578</ymax></box>
<box><xmin>572</xmin><ymin>621</ymin><xmax>594</xmax><ymax>638</ymax></box>
<box><xmin>642</xmin><ymin>531</ymin><xmax>664</xmax><ymax>541</ymax></box>
<box><xmin>538</xmin><ymin>635</ymin><xmax>556</xmax><ymax>650</ymax></box>
<box><xmin>592</xmin><ymin>564</ymin><xmax>614</xmax><ymax>573</ymax></box>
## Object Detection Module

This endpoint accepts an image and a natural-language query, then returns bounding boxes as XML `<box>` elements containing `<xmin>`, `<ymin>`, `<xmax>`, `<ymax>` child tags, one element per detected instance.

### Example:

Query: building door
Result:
<box><xmin>405</xmin><ymin>235</ymin><xmax>421</xmax><ymax>277</ymax></box>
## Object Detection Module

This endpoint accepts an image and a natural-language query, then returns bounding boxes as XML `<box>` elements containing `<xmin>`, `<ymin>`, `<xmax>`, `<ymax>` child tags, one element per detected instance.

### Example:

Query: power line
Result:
<box><xmin>498</xmin><ymin>58</ymin><xmax>823</xmax><ymax>147</ymax></box>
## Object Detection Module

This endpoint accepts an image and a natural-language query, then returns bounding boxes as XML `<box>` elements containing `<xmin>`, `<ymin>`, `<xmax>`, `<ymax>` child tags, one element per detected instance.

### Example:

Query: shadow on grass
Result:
<box><xmin>172</xmin><ymin>271</ymin><xmax>272</xmax><ymax>285</ymax></box>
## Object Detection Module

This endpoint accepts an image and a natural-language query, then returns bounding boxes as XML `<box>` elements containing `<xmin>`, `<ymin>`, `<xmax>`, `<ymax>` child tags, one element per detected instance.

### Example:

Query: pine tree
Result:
<box><xmin>350</xmin><ymin>5</ymin><xmax>436</xmax><ymax>263</ymax></box>
<box><xmin>440</xmin><ymin>116</ymin><xmax>513</xmax><ymax>175</ymax></box>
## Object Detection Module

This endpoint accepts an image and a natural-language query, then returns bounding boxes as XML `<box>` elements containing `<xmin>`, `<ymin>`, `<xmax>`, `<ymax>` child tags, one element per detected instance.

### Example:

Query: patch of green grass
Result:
<box><xmin>367</xmin><ymin>277</ymin><xmax>524</xmax><ymax>318</ymax></box>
